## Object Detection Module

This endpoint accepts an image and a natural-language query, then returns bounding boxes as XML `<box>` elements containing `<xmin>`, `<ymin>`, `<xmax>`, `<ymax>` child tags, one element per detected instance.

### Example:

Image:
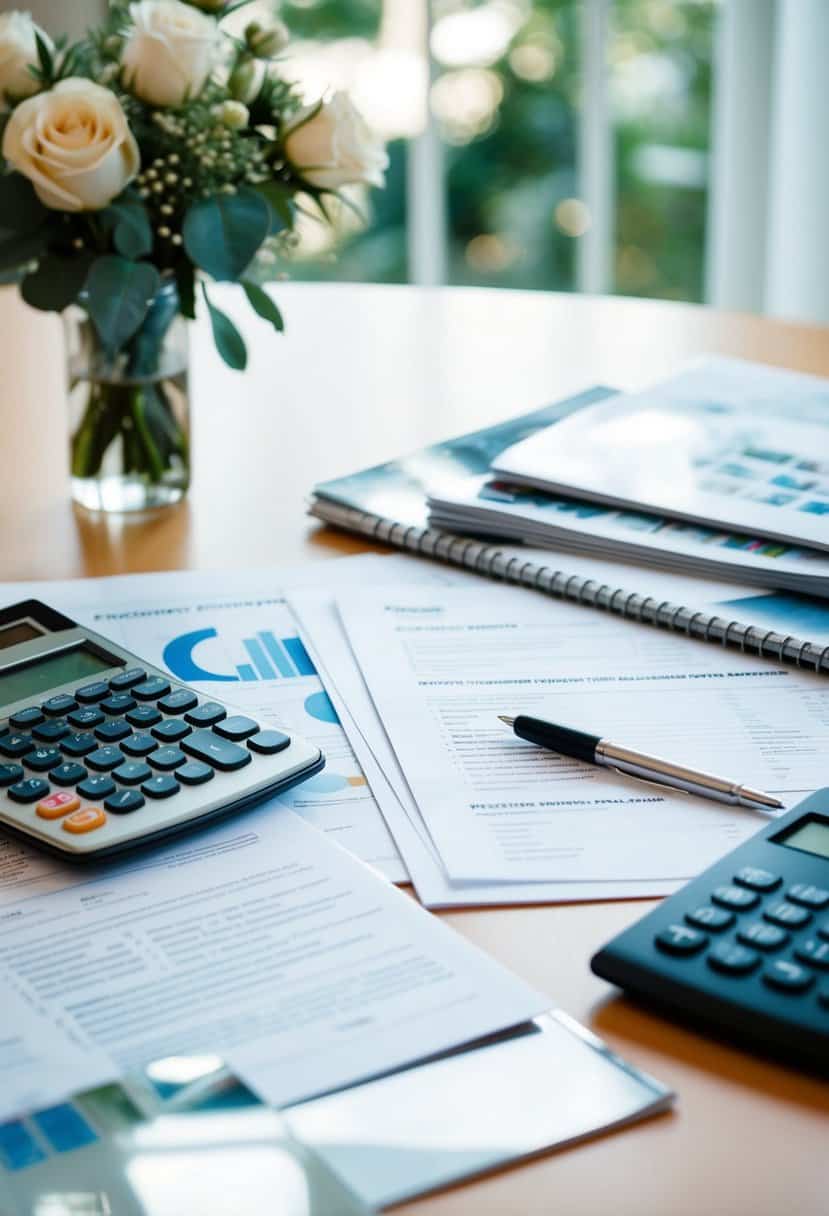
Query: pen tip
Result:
<box><xmin>498</xmin><ymin>715</ymin><xmax>515</xmax><ymax>727</ymax></box>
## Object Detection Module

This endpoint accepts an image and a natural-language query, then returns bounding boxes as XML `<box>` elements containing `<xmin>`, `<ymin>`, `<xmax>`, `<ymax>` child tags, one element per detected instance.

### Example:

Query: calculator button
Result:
<box><xmin>8</xmin><ymin>778</ymin><xmax>50</xmax><ymax>803</ymax></box>
<box><xmin>819</xmin><ymin>985</ymin><xmax>829</xmax><ymax>1010</ymax></box>
<box><xmin>121</xmin><ymin>733</ymin><xmax>158</xmax><ymax>758</ymax></box>
<box><xmin>734</xmin><ymin>866</ymin><xmax>780</xmax><ymax>893</ymax></box>
<box><xmin>149</xmin><ymin>746</ymin><xmax>186</xmax><ymax>771</ymax></box>
<box><xmin>95</xmin><ymin>720</ymin><xmax>132</xmax><ymax>744</ymax></box>
<box><xmin>110</xmin><ymin>668</ymin><xmax>145</xmax><ymax>691</ymax></box>
<box><xmin>105</xmin><ymin>789</ymin><xmax>145</xmax><ymax>815</ymax></box>
<box><xmin>764</xmin><ymin>900</ymin><xmax>812</xmax><ymax>928</ymax></box>
<box><xmin>113</xmin><ymin>761</ymin><xmax>152</xmax><ymax>786</ymax></box>
<box><xmin>786</xmin><ymin>883</ymin><xmax>829</xmax><ymax>910</ymax></box>
<box><xmin>685</xmin><ymin>905</ymin><xmax>734</xmax><ymax>932</ymax></box>
<box><xmin>49</xmin><ymin>762</ymin><xmax>87</xmax><ymax>786</ymax></box>
<box><xmin>75</xmin><ymin>681</ymin><xmax>110</xmax><ymax>704</ymax></box>
<box><xmin>25</xmin><ymin>747</ymin><xmax>62</xmax><ymax>772</ymax></box>
<box><xmin>87</xmin><ymin>746</ymin><xmax>125</xmax><ymax>772</ymax></box>
<box><xmin>32</xmin><ymin>719</ymin><xmax>70</xmax><ymax>743</ymax></box>
<box><xmin>63</xmin><ymin>806</ymin><xmax>106</xmax><ymax>834</ymax></box>
<box><xmin>0</xmin><ymin>723</ymin><xmax>8</xmax><ymax>736</ymax></box>
<box><xmin>707</xmin><ymin>941</ymin><xmax>760</xmax><ymax>975</ymax></box>
<box><xmin>158</xmin><ymin>689</ymin><xmax>198</xmax><ymax>715</ymax></box>
<box><xmin>61</xmin><ymin>733</ymin><xmax>97</xmax><ymax>758</ymax></box>
<box><xmin>248</xmin><ymin>729</ymin><xmax>290</xmax><ymax>755</ymax></box>
<box><xmin>176</xmin><ymin>761</ymin><xmax>214</xmax><ymax>786</ymax></box>
<box><xmin>655</xmin><ymin>924</ymin><xmax>708</xmax><ymax>956</ymax></box>
<box><xmin>133</xmin><ymin>677</ymin><xmax>171</xmax><ymax>701</ymax></box>
<box><xmin>0</xmin><ymin>734</ymin><xmax>33</xmax><ymax>758</ymax></box>
<box><xmin>9</xmin><ymin>706</ymin><xmax>44</xmax><ymax>728</ymax></box>
<box><xmin>182</xmin><ymin>729</ymin><xmax>252</xmax><ymax>772</ymax></box>
<box><xmin>142</xmin><ymin>774</ymin><xmax>179</xmax><ymax>799</ymax></box>
<box><xmin>152</xmin><ymin>719</ymin><xmax>190</xmax><ymax>743</ymax></box>
<box><xmin>819</xmin><ymin>922</ymin><xmax>829</xmax><ymax>943</ymax></box>
<box><xmin>127</xmin><ymin>705</ymin><xmax>162</xmax><ymax>728</ymax></box>
<box><xmin>185</xmin><ymin>702</ymin><xmax>226</xmax><ymax>727</ymax></box>
<box><xmin>737</xmin><ymin>921</ymin><xmax>788</xmax><ymax>951</ymax></box>
<box><xmin>0</xmin><ymin>763</ymin><xmax>24</xmax><ymax>786</ymax></box>
<box><xmin>77</xmin><ymin>775</ymin><xmax>116</xmax><ymax>800</ymax></box>
<box><xmin>101</xmin><ymin>694</ymin><xmax>136</xmax><ymax>716</ymax></box>
<box><xmin>68</xmin><ymin>707</ymin><xmax>104</xmax><ymax>730</ymax></box>
<box><xmin>794</xmin><ymin>939</ymin><xmax>829</xmax><ymax>970</ymax></box>
<box><xmin>711</xmin><ymin>885</ymin><xmax>760</xmax><ymax>911</ymax></box>
<box><xmin>763</xmin><ymin>959</ymin><xmax>814</xmax><ymax>993</ymax></box>
<box><xmin>214</xmin><ymin>715</ymin><xmax>259</xmax><ymax>741</ymax></box>
<box><xmin>36</xmin><ymin>792</ymin><xmax>80</xmax><ymax>819</ymax></box>
<box><xmin>42</xmin><ymin>694</ymin><xmax>77</xmax><ymax>716</ymax></box>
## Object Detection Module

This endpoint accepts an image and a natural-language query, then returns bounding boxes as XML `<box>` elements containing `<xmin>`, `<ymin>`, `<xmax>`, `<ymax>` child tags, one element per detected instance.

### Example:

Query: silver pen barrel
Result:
<box><xmin>594</xmin><ymin>740</ymin><xmax>783</xmax><ymax>810</ymax></box>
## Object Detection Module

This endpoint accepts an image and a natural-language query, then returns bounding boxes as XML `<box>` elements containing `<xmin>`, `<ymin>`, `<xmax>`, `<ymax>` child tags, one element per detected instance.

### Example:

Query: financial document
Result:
<box><xmin>0</xmin><ymin>561</ymin><xmax>406</xmax><ymax>891</ymax></box>
<box><xmin>336</xmin><ymin>584</ymin><xmax>826</xmax><ymax>884</ymax></box>
<box><xmin>0</xmin><ymin>801</ymin><xmax>546</xmax><ymax>1120</ymax></box>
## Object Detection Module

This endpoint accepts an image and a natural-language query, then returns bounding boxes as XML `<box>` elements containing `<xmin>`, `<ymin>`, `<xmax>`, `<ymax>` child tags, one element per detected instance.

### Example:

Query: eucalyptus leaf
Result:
<box><xmin>242</xmin><ymin>280</ymin><xmax>284</xmax><ymax>333</ymax></box>
<box><xmin>85</xmin><ymin>256</ymin><xmax>160</xmax><ymax>356</ymax></box>
<box><xmin>183</xmin><ymin>188</ymin><xmax>270</xmax><ymax>282</ymax></box>
<box><xmin>174</xmin><ymin>261</ymin><xmax>196</xmax><ymax>320</ymax></box>
<box><xmin>202</xmin><ymin>284</ymin><xmax>247</xmax><ymax>371</ymax></box>
<box><xmin>103</xmin><ymin>196</ymin><xmax>153</xmax><ymax>259</ymax></box>
<box><xmin>21</xmin><ymin>252</ymin><xmax>94</xmax><ymax>312</ymax></box>
<box><xmin>0</xmin><ymin>229</ymin><xmax>47</xmax><ymax>271</ymax></box>
<box><xmin>0</xmin><ymin>174</ymin><xmax>48</xmax><ymax>234</ymax></box>
<box><xmin>252</xmin><ymin>181</ymin><xmax>294</xmax><ymax>234</ymax></box>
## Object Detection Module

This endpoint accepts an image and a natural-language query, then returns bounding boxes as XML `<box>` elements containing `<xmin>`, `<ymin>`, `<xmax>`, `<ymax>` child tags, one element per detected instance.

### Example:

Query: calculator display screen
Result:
<box><xmin>0</xmin><ymin>645</ymin><xmax>121</xmax><ymax>707</ymax></box>
<box><xmin>775</xmin><ymin>815</ymin><xmax>829</xmax><ymax>860</ymax></box>
<box><xmin>0</xmin><ymin>621</ymin><xmax>42</xmax><ymax>650</ymax></box>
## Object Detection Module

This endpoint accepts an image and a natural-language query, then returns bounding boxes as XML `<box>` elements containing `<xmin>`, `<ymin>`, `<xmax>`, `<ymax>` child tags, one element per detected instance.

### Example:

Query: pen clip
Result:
<box><xmin>605</xmin><ymin>765</ymin><xmax>691</xmax><ymax>800</ymax></box>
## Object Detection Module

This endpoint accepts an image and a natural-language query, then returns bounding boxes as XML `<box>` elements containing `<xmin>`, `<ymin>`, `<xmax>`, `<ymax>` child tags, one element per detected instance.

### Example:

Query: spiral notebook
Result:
<box><xmin>309</xmin><ymin>387</ymin><xmax>829</xmax><ymax>675</ymax></box>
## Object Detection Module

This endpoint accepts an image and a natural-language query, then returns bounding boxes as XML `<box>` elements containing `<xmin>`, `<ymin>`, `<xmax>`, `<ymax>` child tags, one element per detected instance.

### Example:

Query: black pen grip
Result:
<box><xmin>513</xmin><ymin>716</ymin><xmax>600</xmax><ymax>763</ymax></box>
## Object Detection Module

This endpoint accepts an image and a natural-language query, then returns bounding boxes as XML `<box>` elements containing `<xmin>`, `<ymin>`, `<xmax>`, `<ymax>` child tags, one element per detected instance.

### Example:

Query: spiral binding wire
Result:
<box><xmin>310</xmin><ymin>502</ymin><xmax>829</xmax><ymax>675</ymax></box>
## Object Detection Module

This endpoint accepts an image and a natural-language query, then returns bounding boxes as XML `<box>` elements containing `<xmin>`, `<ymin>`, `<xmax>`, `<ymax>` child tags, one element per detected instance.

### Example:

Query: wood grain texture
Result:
<box><xmin>1</xmin><ymin>282</ymin><xmax>827</xmax><ymax>1215</ymax></box>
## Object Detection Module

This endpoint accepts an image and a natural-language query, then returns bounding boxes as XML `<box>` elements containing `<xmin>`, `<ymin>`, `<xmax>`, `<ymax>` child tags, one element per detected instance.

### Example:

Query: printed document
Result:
<box><xmin>0</xmin><ymin>560</ymin><xmax>406</xmax><ymax>894</ymax></box>
<box><xmin>0</xmin><ymin>802</ymin><xmax>546</xmax><ymax>1120</ymax></box>
<box><xmin>336</xmin><ymin>584</ymin><xmax>826</xmax><ymax>883</ymax></box>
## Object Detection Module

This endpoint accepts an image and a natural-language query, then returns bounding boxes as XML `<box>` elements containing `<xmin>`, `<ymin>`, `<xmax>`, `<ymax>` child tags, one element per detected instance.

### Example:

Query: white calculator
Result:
<box><xmin>0</xmin><ymin>599</ymin><xmax>324</xmax><ymax>861</ymax></box>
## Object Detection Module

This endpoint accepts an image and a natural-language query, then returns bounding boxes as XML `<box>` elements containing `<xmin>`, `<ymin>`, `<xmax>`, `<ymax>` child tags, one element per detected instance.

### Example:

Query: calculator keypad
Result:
<box><xmin>1</xmin><ymin>672</ymin><xmax>296</xmax><ymax>853</ymax></box>
<box><xmin>653</xmin><ymin>860</ymin><xmax>829</xmax><ymax>1020</ymax></box>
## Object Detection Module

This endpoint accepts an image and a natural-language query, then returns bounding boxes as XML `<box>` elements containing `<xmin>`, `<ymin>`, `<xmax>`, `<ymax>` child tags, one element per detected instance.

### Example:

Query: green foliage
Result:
<box><xmin>101</xmin><ymin>194</ymin><xmax>154</xmax><ymax>259</ymax></box>
<box><xmin>21</xmin><ymin>252</ymin><xmax>94</xmax><ymax>311</ymax></box>
<box><xmin>85</xmin><ymin>256</ymin><xmax>161</xmax><ymax>356</ymax></box>
<box><xmin>183</xmin><ymin>188</ymin><xmax>270</xmax><ymax>281</ymax></box>
<box><xmin>251</xmin><ymin>181</ymin><xmax>294</xmax><ymax>233</ymax></box>
<box><xmin>0</xmin><ymin>229</ymin><xmax>47</xmax><ymax>271</ymax></box>
<box><xmin>174</xmin><ymin>261</ymin><xmax>197</xmax><ymax>320</ymax></box>
<box><xmin>202</xmin><ymin>283</ymin><xmax>247</xmax><ymax>370</ymax></box>
<box><xmin>0</xmin><ymin>174</ymin><xmax>48</xmax><ymax>235</ymax></box>
<box><xmin>242</xmin><ymin>280</ymin><xmax>284</xmax><ymax>333</ymax></box>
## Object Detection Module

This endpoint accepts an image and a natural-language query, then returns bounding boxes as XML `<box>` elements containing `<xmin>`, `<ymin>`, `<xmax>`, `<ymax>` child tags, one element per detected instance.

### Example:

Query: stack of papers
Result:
<box><xmin>285</xmin><ymin>554</ymin><xmax>829</xmax><ymax>907</ymax></box>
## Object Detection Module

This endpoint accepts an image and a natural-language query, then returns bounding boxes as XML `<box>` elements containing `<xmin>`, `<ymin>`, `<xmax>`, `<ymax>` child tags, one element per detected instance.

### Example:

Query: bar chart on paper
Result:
<box><xmin>162</xmin><ymin>626</ymin><xmax>317</xmax><ymax>684</ymax></box>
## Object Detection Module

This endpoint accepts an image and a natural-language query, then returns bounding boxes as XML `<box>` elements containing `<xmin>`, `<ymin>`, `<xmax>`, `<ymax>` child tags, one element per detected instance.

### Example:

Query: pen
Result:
<box><xmin>497</xmin><ymin>715</ymin><xmax>784</xmax><ymax>811</ymax></box>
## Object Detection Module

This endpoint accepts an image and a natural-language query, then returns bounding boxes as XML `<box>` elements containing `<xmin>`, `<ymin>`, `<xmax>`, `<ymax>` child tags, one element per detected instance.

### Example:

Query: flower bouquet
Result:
<box><xmin>0</xmin><ymin>2</ymin><xmax>387</xmax><ymax>510</ymax></box>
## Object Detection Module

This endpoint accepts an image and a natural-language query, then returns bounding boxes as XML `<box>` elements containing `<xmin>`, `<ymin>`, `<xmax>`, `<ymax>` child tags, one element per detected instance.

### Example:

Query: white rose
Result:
<box><xmin>283</xmin><ymin>92</ymin><xmax>388</xmax><ymax>191</ymax></box>
<box><xmin>0</xmin><ymin>11</ymin><xmax>52</xmax><ymax>105</ymax></box>
<box><xmin>2</xmin><ymin>77</ymin><xmax>140</xmax><ymax>211</ymax></box>
<box><xmin>121</xmin><ymin>0</ymin><xmax>218</xmax><ymax>108</ymax></box>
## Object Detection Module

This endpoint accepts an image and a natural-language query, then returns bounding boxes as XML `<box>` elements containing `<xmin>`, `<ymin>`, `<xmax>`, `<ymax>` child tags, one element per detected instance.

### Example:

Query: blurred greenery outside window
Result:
<box><xmin>268</xmin><ymin>0</ymin><xmax>715</xmax><ymax>302</ymax></box>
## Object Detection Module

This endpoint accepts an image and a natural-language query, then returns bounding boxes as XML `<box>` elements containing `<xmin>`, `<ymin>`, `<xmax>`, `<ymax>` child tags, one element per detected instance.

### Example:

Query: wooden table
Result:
<box><xmin>1</xmin><ymin>283</ymin><xmax>827</xmax><ymax>1215</ymax></box>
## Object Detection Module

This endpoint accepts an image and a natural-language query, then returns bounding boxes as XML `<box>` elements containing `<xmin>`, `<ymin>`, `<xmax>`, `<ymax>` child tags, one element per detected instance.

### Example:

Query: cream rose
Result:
<box><xmin>2</xmin><ymin>77</ymin><xmax>140</xmax><ymax>211</ymax></box>
<box><xmin>283</xmin><ymin>92</ymin><xmax>388</xmax><ymax>191</ymax></box>
<box><xmin>121</xmin><ymin>0</ymin><xmax>218</xmax><ymax>108</ymax></box>
<box><xmin>0</xmin><ymin>11</ymin><xmax>52</xmax><ymax>105</ymax></box>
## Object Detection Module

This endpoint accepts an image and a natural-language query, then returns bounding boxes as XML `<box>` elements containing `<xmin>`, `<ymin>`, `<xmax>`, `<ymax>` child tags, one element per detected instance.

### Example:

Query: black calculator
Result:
<box><xmin>0</xmin><ymin>599</ymin><xmax>324</xmax><ymax>861</ymax></box>
<box><xmin>591</xmin><ymin>790</ymin><xmax>829</xmax><ymax>1071</ymax></box>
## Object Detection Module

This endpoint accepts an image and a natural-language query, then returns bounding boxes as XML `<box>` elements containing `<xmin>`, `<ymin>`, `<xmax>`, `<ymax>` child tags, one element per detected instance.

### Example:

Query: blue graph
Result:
<box><xmin>164</xmin><ymin>627</ymin><xmax>318</xmax><ymax>683</ymax></box>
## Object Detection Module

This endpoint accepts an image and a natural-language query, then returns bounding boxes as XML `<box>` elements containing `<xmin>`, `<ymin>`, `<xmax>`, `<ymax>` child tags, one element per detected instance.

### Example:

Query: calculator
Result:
<box><xmin>0</xmin><ymin>599</ymin><xmax>324</xmax><ymax>861</ymax></box>
<box><xmin>591</xmin><ymin>790</ymin><xmax>829</xmax><ymax>1071</ymax></box>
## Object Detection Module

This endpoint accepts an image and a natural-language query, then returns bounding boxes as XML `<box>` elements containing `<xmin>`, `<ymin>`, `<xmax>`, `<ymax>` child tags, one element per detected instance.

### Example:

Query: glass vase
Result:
<box><xmin>65</xmin><ymin>279</ymin><xmax>190</xmax><ymax>512</ymax></box>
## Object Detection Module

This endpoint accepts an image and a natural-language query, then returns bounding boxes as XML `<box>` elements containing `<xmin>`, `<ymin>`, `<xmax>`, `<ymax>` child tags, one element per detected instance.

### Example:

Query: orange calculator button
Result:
<box><xmin>62</xmin><ymin>806</ymin><xmax>106</xmax><ymax>834</ymax></box>
<box><xmin>36</xmin><ymin>792</ymin><xmax>81</xmax><ymax>820</ymax></box>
